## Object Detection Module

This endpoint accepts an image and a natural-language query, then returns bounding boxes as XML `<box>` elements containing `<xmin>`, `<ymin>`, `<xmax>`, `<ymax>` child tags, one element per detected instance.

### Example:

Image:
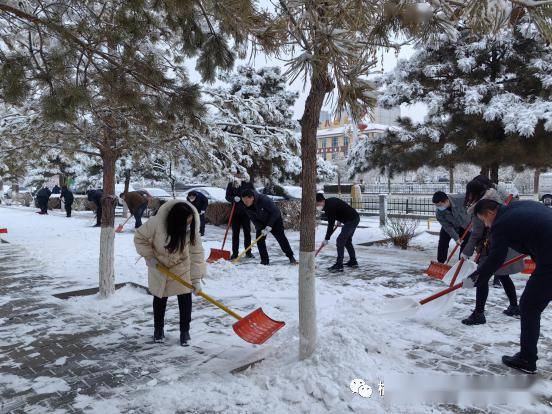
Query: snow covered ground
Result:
<box><xmin>1</xmin><ymin>205</ymin><xmax>551</xmax><ymax>413</ymax></box>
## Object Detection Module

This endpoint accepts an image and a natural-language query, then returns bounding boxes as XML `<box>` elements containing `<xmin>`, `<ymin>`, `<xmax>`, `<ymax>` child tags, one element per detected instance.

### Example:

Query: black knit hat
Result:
<box><xmin>432</xmin><ymin>191</ymin><xmax>448</xmax><ymax>204</ymax></box>
<box><xmin>316</xmin><ymin>193</ymin><xmax>325</xmax><ymax>202</ymax></box>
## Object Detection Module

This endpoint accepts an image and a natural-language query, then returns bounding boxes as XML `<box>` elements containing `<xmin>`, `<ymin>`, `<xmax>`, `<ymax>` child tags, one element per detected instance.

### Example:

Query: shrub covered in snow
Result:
<box><xmin>383</xmin><ymin>216</ymin><xmax>419</xmax><ymax>250</ymax></box>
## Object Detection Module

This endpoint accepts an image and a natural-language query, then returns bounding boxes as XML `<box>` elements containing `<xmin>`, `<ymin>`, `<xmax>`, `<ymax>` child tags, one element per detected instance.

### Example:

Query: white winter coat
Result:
<box><xmin>134</xmin><ymin>199</ymin><xmax>206</xmax><ymax>297</ymax></box>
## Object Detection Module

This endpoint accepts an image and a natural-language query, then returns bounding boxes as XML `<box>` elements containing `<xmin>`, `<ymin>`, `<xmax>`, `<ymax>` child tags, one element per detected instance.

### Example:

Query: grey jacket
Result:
<box><xmin>436</xmin><ymin>194</ymin><xmax>471</xmax><ymax>241</ymax></box>
<box><xmin>464</xmin><ymin>188</ymin><xmax>524</xmax><ymax>275</ymax></box>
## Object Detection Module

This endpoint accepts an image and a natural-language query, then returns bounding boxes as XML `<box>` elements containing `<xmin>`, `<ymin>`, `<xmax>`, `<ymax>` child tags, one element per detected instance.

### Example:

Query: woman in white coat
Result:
<box><xmin>134</xmin><ymin>200</ymin><xmax>206</xmax><ymax>346</ymax></box>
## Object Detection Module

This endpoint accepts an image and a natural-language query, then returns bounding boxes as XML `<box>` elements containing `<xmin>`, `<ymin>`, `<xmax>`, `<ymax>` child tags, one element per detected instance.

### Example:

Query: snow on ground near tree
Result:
<box><xmin>1</xmin><ymin>205</ymin><xmax>551</xmax><ymax>413</ymax></box>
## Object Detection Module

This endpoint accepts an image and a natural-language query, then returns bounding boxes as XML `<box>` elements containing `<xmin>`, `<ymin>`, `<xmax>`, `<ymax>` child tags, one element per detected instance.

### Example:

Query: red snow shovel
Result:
<box><xmin>115</xmin><ymin>216</ymin><xmax>132</xmax><ymax>233</ymax></box>
<box><xmin>0</xmin><ymin>228</ymin><xmax>7</xmax><ymax>234</ymax></box>
<box><xmin>207</xmin><ymin>203</ymin><xmax>236</xmax><ymax>263</ymax></box>
<box><xmin>156</xmin><ymin>264</ymin><xmax>285</xmax><ymax>344</ymax></box>
<box><xmin>386</xmin><ymin>254</ymin><xmax>528</xmax><ymax>315</ymax></box>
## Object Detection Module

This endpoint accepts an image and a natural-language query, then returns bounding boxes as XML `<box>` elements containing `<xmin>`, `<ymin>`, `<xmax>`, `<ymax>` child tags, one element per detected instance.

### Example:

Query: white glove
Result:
<box><xmin>321</xmin><ymin>239</ymin><xmax>329</xmax><ymax>247</ymax></box>
<box><xmin>192</xmin><ymin>280</ymin><xmax>202</xmax><ymax>295</ymax></box>
<box><xmin>145</xmin><ymin>257</ymin><xmax>158</xmax><ymax>268</ymax></box>
<box><xmin>460</xmin><ymin>253</ymin><xmax>471</xmax><ymax>261</ymax></box>
<box><xmin>200</xmin><ymin>210</ymin><xmax>205</xmax><ymax>215</ymax></box>
<box><xmin>234</xmin><ymin>196</ymin><xmax>240</xmax><ymax>203</ymax></box>
<box><xmin>462</xmin><ymin>273</ymin><xmax>478</xmax><ymax>289</ymax></box>
<box><xmin>262</xmin><ymin>226</ymin><xmax>272</xmax><ymax>237</ymax></box>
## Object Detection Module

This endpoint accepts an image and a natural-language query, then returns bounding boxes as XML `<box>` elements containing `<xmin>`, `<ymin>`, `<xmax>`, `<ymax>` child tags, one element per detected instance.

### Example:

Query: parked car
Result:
<box><xmin>138</xmin><ymin>187</ymin><xmax>173</xmax><ymax>201</ymax></box>
<box><xmin>257</xmin><ymin>184</ymin><xmax>300</xmax><ymax>200</ymax></box>
<box><xmin>539</xmin><ymin>173</ymin><xmax>552</xmax><ymax>206</ymax></box>
<box><xmin>180</xmin><ymin>186</ymin><xmax>228</xmax><ymax>203</ymax></box>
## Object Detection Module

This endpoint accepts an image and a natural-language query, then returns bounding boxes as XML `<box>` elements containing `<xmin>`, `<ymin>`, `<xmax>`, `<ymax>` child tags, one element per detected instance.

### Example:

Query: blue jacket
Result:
<box><xmin>477</xmin><ymin>201</ymin><xmax>552</xmax><ymax>281</ymax></box>
<box><xmin>242</xmin><ymin>193</ymin><xmax>281</xmax><ymax>228</ymax></box>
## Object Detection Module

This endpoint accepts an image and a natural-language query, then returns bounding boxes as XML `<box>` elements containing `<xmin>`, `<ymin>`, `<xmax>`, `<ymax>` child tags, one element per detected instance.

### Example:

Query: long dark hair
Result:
<box><xmin>464</xmin><ymin>175</ymin><xmax>495</xmax><ymax>207</ymax></box>
<box><xmin>165</xmin><ymin>202</ymin><xmax>196</xmax><ymax>254</ymax></box>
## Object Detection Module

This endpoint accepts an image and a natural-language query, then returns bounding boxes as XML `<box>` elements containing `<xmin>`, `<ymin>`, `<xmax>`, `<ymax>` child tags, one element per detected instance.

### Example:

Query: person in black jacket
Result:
<box><xmin>87</xmin><ymin>189</ymin><xmax>103</xmax><ymax>227</ymax></box>
<box><xmin>463</xmin><ymin>199</ymin><xmax>552</xmax><ymax>374</ymax></box>
<box><xmin>60</xmin><ymin>185</ymin><xmax>74</xmax><ymax>217</ymax></box>
<box><xmin>316</xmin><ymin>193</ymin><xmax>360</xmax><ymax>272</ymax></box>
<box><xmin>225</xmin><ymin>174</ymin><xmax>255</xmax><ymax>259</ymax></box>
<box><xmin>187</xmin><ymin>190</ymin><xmax>209</xmax><ymax>236</ymax></box>
<box><xmin>35</xmin><ymin>186</ymin><xmax>52</xmax><ymax>215</ymax></box>
<box><xmin>240</xmin><ymin>189</ymin><xmax>296</xmax><ymax>265</ymax></box>
<box><xmin>51</xmin><ymin>184</ymin><xmax>61</xmax><ymax>194</ymax></box>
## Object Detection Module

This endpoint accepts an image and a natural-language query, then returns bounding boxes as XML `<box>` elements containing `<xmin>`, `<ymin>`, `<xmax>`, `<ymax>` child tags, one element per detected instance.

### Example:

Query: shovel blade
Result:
<box><xmin>207</xmin><ymin>249</ymin><xmax>231</xmax><ymax>263</ymax></box>
<box><xmin>378</xmin><ymin>297</ymin><xmax>421</xmax><ymax>318</ymax></box>
<box><xmin>425</xmin><ymin>261</ymin><xmax>451</xmax><ymax>280</ymax></box>
<box><xmin>232</xmin><ymin>308</ymin><xmax>285</xmax><ymax>345</ymax></box>
<box><xmin>0</xmin><ymin>228</ymin><xmax>7</xmax><ymax>234</ymax></box>
<box><xmin>522</xmin><ymin>259</ymin><xmax>536</xmax><ymax>275</ymax></box>
<box><xmin>115</xmin><ymin>224</ymin><xmax>124</xmax><ymax>233</ymax></box>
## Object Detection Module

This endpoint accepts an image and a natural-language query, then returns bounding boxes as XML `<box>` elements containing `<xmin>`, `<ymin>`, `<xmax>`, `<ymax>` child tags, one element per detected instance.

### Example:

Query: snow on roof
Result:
<box><xmin>316</xmin><ymin>122</ymin><xmax>397</xmax><ymax>137</ymax></box>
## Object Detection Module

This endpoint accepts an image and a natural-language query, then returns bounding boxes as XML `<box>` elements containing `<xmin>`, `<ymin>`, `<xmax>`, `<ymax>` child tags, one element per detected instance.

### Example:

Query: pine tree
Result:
<box><xmin>352</xmin><ymin>19</ymin><xmax>552</xmax><ymax>183</ymax></box>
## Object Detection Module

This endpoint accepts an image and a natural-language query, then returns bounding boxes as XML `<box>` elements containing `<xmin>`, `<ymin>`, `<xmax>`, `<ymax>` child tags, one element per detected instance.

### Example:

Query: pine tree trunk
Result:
<box><xmin>448</xmin><ymin>166</ymin><xmax>454</xmax><ymax>193</ymax></box>
<box><xmin>99</xmin><ymin>150</ymin><xmax>118</xmax><ymax>298</ymax></box>
<box><xmin>534</xmin><ymin>169</ymin><xmax>541</xmax><ymax>199</ymax></box>
<box><xmin>298</xmin><ymin>68</ymin><xmax>333</xmax><ymax>360</ymax></box>
<box><xmin>480</xmin><ymin>166</ymin><xmax>490</xmax><ymax>178</ymax></box>
<box><xmin>122</xmin><ymin>170</ymin><xmax>131</xmax><ymax>218</ymax></box>
<box><xmin>490</xmin><ymin>163</ymin><xmax>499</xmax><ymax>184</ymax></box>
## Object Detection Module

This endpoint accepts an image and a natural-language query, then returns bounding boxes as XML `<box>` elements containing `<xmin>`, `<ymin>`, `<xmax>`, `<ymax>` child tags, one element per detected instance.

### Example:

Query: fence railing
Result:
<box><xmin>347</xmin><ymin>182</ymin><xmax>534</xmax><ymax>195</ymax></box>
<box><xmin>326</xmin><ymin>193</ymin><xmax>436</xmax><ymax>219</ymax></box>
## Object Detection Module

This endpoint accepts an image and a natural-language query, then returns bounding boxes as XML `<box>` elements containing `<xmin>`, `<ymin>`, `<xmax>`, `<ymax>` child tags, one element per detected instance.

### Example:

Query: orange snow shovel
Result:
<box><xmin>208</xmin><ymin>203</ymin><xmax>236</xmax><ymax>263</ymax></box>
<box><xmin>384</xmin><ymin>254</ymin><xmax>528</xmax><ymax>315</ymax></box>
<box><xmin>115</xmin><ymin>216</ymin><xmax>133</xmax><ymax>233</ymax></box>
<box><xmin>156</xmin><ymin>264</ymin><xmax>285</xmax><ymax>344</ymax></box>
<box><xmin>0</xmin><ymin>228</ymin><xmax>7</xmax><ymax>234</ymax></box>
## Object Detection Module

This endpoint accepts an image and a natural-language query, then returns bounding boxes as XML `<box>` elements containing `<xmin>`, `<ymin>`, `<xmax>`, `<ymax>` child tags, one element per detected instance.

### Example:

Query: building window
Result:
<box><xmin>344</xmin><ymin>137</ymin><xmax>349</xmax><ymax>147</ymax></box>
<box><xmin>332</xmin><ymin>136</ymin><xmax>338</xmax><ymax>147</ymax></box>
<box><xmin>321</xmin><ymin>139</ymin><xmax>326</xmax><ymax>148</ymax></box>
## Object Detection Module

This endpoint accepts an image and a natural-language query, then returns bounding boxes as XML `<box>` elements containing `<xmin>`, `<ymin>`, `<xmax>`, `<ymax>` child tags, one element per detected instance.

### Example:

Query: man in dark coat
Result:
<box><xmin>87</xmin><ymin>189</ymin><xmax>103</xmax><ymax>227</ymax></box>
<box><xmin>240</xmin><ymin>189</ymin><xmax>296</xmax><ymax>265</ymax></box>
<box><xmin>316</xmin><ymin>193</ymin><xmax>360</xmax><ymax>272</ymax></box>
<box><xmin>432</xmin><ymin>191</ymin><xmax>471</xmax><ymax>263</ymax></box>
<box><xmin>464</xmin><ymin>199</ymin><xmax>552</xmax><ymax>374</ymax></box>
<box><xmin>60</xmin><ymin>185</ymin><xmax>74</xmax><ymax>217</ymax></box>
<box><xmin>187</xmin><ymin>190</ymin><xmax>209</xmax><ymax>236</ymax></box>
<box><xmin>226</xmin><ymin>174</ymin><xmax>255</xmax><ymax>259</ymax></box>
<box><xmin>35</xmin><ymin>186</ymin><xmax>52</xmax><ymax>215</ymax></box>
<box><xmin>120</xmin><ymin>191</ymin><xmax>149</xmax><ymax>228</ymax></box>
<box><xmin>51</xmin><ymin>184</ymin><xmax>61</xmax><ymax>194</ymax></box>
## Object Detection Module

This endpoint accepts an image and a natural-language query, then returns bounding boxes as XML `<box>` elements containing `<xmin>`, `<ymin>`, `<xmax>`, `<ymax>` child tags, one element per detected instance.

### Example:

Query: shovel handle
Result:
<box><xmin>221</xmin><ymin>203</ymin><xmax>236</xmax><ymax>250</ymax></box>
<box><xmin>155</xmin><ymin>264</ymin><xmax>243</xmax><ymax>320</ymax></box>
<box><xmin>315</xmin><ymin>223</ymin><xmax>340</xmax><ymax>257</ymax></box>
<box><xmin>445</xmin><ymin>224</ymin><xmax>472</xmax><ymax>264</ymax></box>
<box><xmin>233</xmin><ymin>234</ymin><xmax>265</xmax><ymax>264</ymax></box>
<box><xmin>420</xmin><ymin>253</ymin><xmax>528</xmax><ymax>306</ymax></box>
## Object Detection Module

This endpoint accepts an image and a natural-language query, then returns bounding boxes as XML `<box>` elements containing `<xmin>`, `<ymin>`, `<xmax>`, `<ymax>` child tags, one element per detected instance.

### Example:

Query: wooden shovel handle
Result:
<box><xmin>221</xmin><ymin>203</ymin><xmax>236</xmax><ymax>250</ymax></box>
<box><xmin>155</xmin><ymin>264</ymin><xmax>242</xmax><ymax>320</ymax></box>
<box><xmin>315</xmin><ymin>223</ymin><xmax>340</xmax><ymax>257</ymax></box>
<box><xmin>233</xmin><ymin>234</ymin><xmax>265</xmax><ymax>263</ymax></box>
<box><xmin>445</xmin><ymin>224</ymin><xmax>472</xmax><ymax>264</ymax></box>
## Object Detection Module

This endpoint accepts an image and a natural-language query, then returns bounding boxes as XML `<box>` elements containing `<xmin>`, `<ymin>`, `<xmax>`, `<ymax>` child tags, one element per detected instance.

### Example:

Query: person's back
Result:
<box><xmin>324</xmin><ymin>197</ymin><xmax>359</xmax><ymax>223</ymax></box>
<box><xmin>37</xmin><ymin>187</ymin><xmax>51</xmax><ymax>199</ymax></box>
<box><xmin>494</xmin><ymin>201</ymin><xmax>552</xmax><ymax>266</ymax></box>
<box><xmin>61</xmin><ymin>187</ymin><xmax>74</xmax><ymax>203</ymax></box>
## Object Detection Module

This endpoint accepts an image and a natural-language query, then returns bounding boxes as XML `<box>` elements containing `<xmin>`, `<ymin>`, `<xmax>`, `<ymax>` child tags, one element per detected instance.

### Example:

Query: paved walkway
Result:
<box><xmin>1</xmin><ymin>235</ymin><xmax>551</xmax><ymax>413</ymax></box>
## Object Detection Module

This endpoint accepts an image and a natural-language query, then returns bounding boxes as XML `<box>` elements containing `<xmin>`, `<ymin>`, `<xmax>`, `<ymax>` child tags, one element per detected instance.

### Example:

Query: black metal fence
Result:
<box><xmin>327</xmin><ymin>194</ymin><xmax>435</xmax><ymax>217</ymax></box>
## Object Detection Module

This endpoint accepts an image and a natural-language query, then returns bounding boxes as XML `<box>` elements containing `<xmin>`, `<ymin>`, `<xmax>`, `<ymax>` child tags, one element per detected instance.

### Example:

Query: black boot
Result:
<box><xmin>260</xmin><ymin>259</ymin><xmax>270</xmax><ymax>266</ymax></box>
<box><xmin>153</xmin><ymin>328</ymin><xmax>165</xmax><ymax>343</ymax></box>
<box><xmin>180</xmin><ymin>331</ymin><xmax>191</xmax><ymax>347</ymax></box>
<box><xmin>503</xmin><ymin>304</ymin><xmax>520</xmax><ymax>317</ymax></box>
<box><xmin>346</xmin><ymin>259</ymin><xmax>359</xmax><ymax>268</ymax></box>
<box><xmin>230</xmin><ymin>253</ymin><xmax>238</xmax><ymax>260</ymax></box>
<box><xmin>461</xmin><ymin>310</ymin><xmax>486</xmax><ymax>326</ymax></box>
<box><xmin>328</xmin><ymin>263</ymin><xmax>344</xmax><ymax>272</ymax></box>
<box><xmin>502</xmin><ymin>353</ymin><xmax>536</xmax><ymax>374</ymax></box>
<box><xmin>246</xmin><ymin>252</ymin><xmax>254</xmax><ymax>259</ymax></box>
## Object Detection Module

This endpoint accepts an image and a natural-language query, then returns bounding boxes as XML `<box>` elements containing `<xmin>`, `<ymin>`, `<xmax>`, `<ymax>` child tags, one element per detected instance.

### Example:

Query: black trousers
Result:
<box><xmin>336</xmin><ymin>217</ymin><xmax>360</xmax><ymax>265</ymax></box>
<box><xmin>256</xmin><ymin>218</ymin><xmax>294</xmax><ymax>263</ymax></box>
<box><xmin>134</xmin><ymin>202</ymin><xmax>147</xmax><ymax>228</ymax></box>
<box><xmin>475</xmin><ymin>274</ymin><xmax>517</xmax><ymax>313</ymax></box>
<box><xmin>65</xmin><ymin>201</ymin><xmax>73</xmax><ymax>217</ymax></box>
<box><xmin>199</xmin><ymin>214</ymin><xmax>206</xmax><ymax>236</ymax></box>
<box><xmin>37</xmin><ymin>197</ymin><xmax>48</xmax><ymax>213</ymax></box>
<box><xmin>153</xmin><ymin>293</ymin><xmax>192</xmax><ymax>333</ymax></box>
<box><xmin>95</xmin><ymin>201</ymin><xmax>102</xmax><ymax>225</ymax></box>
<box><xmin>437</xmin><ymin>227</ymin><xmax>469</xmax><ymax>263</ymax></box>
<box><xmin>232</xmin><ymin>212</ymin><xmax>252</xmax><ymax>256</ymax></box>
<box><xmin>519</xmin><ymin>270</ymin><xmax>552</xmax><ymax>363</ymax></box>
